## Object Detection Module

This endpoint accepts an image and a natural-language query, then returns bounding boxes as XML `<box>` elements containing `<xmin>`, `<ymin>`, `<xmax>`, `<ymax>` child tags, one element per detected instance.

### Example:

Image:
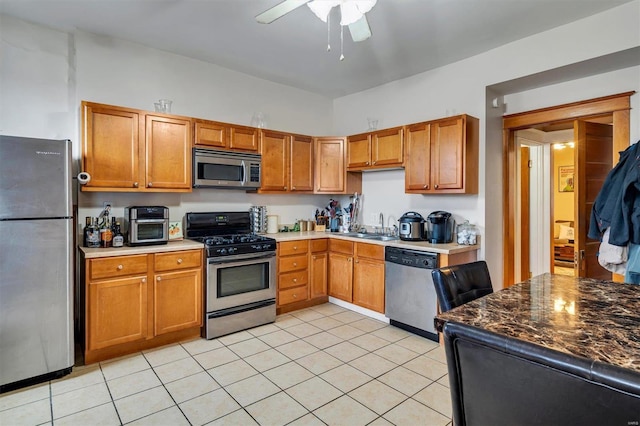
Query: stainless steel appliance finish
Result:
<box><xmin>185</xmin><ymin>212</ymin><xmax>277</xmax><ymax>339</ymax></box>
<box><xmin>193</xmin><ymin>148</ymin><xmax>261</xmax><ymax>189</ymax></box>
<box><xmin>0</xmin><ymin>135</ymin><xmax>73</xmax><ymax>392</ymax></box>
<box><xmin>398</xmin><ymin>211</ymin><xmax>426</xmax><ymax>241</ymax></box>
<box><xmin>385</xmin><ymin>246</ymin><xmax>439</xmax><ymax>342</ymax></box>
<box><xmin>124</xmin><ymin>206</ymin><xmax>169</xmax><ymax>246</ymax></box>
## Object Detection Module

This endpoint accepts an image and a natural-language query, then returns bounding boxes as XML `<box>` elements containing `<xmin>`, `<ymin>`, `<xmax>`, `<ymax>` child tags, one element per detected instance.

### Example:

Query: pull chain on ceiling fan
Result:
<box><xmin>256</xmin><ymin>0</ymin><xmax>377</xmax><ymax>60</ymax></box>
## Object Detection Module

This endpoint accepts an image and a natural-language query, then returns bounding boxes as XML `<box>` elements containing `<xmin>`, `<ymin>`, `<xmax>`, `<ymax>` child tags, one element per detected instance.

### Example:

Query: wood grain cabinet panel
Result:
<box><xmin>230</xmin><ymin>125</ymin><xmax>259</xmax><ymax>152</ymax></box>
<box><xmin>260</xmin><ymin>130</ymin><xmax>290</xmax><ymax>191</ymax></box>
<box><xmin>328</xmin><ymin>251</ymin><xmax>353</xmax><ymax>302</ymax></box>
<box><xmin>81</xmin><ymin>101</ymin><xmax>192</xmax><ymax>192</ymax></box>
<box><xmin>290</xmin><ymin>135</ymin><xmax>314</xmax><ymax>192</ymax></box>
<box><xmin>310</xmin><ymin>251</ymin><xmax>328</xmax><ymax>299</ymax></box>
<box><xmin>154</xmin><ymin>250</ymin><xmax>201</xmax><ymax>272</ymax></box>
<box><xmin>347</xmin><ymin>127</ymin><xmax>403</xmax><ymax>171</ymax></box>
<box><xmin>405</xmin><ymin>115</ymin><xmax>478</xmax><ymax>194</ymax></box>
<box><xmin>194</xmin><ymin>120</ymin><xmax>227</xmax><ymax>148</ymax></box>
<box><xmin>314</xmin><ymin>137</ymin><xmax>362</xmax><ymax>194</ymax></box>
<box><xmin>154</xmin><ymin>268</ymin><xmax>202</xmax><ymax>335</ymax></box>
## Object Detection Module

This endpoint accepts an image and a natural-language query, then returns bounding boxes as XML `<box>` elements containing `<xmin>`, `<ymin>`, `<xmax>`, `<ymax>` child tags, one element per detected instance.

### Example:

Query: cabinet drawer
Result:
<box><xmin>279</xmin><ymin>254</ymin><xmax>308</xmax><ymax>273</ymax></box>
<box><xmin>356</xmin><ymin>242</ymin><xmax>384</xmax><ymax>260</ymax></box>
<box><xmin>90</xmin><ymin>255</ymin><xmax>148</xmax><ymax>280</ymax></box>
<box><xmin>154</xmin><ymin>250</ymin><xmax>201</xmax><ymax>272</ymax></box>
<box><xmin>310</xmin><ymin>239</ymin><xmax>328</xmax><ymax>253</ymax></box>
<box><xmin>329</xmin><ymin>239</ymin><xmax>354</xmax><ymax>255</ymax></box>
<box><xmin>279</xmin><ymin>270</ymin><xmax>309</xmax><ymax>290</ymax></box>
<box><xmin>279</xmin><ymin>240</ymin><xmax>309</xmax><ymax>256</ymax></box>
<box><xmin>279</xmin><ymin>286</ymin><xmax>308</xmax><ymax>305</ymax></box>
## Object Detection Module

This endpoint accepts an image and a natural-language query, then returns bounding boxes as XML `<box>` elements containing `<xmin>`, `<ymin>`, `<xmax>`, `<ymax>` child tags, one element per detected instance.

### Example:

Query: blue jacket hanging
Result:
<box><xmin>588</xmin><ymin>141</ymin><xmax>640</xmax><ymax>246</ymax></box>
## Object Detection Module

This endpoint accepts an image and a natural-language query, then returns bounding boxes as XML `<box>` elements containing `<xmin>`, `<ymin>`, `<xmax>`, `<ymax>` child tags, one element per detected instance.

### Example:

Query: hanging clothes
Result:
<box><xmin>597</xmin><ymin>227</ymin><xmax>627</xmax><ymax>275</ymax></box>
<box><xmin>625</xmin><ymin>243</ymin><xmax>640</xmax><ymax>285</ymax></box>
<box><xmin>588</xmin><ymin>141</ymin><xmax>640</xmax><ymax>246</ymax></box>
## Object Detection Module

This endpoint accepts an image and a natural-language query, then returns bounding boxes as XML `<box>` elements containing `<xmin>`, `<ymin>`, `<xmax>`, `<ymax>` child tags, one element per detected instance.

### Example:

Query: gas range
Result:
<box><xmin>185</xmin><ymin>212</ymin><xmax>276</xmax><ymax>258</ymax></box>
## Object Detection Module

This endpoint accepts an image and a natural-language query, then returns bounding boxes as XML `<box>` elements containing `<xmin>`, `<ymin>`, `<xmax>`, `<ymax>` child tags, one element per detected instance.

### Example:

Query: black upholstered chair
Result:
<box><xmin>431</xmin><ymin>261</ymin><xmax>493</xmax><ymax>312</ymax></box>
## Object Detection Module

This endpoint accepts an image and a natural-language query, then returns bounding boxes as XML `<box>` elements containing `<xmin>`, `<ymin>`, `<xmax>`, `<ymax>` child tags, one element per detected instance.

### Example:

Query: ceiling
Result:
<box><xmin>0</xmin><ymin>0</ymin><xmax>632</xmax><ymax>98</ymax></box>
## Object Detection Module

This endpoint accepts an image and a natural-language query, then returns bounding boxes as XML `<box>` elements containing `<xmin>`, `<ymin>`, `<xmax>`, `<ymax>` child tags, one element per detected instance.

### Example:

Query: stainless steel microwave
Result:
<box><xmin>124</xmin><ymin>206</ymin><xmax>169</xmax><ymax>246</ymax></box>
<box><xmin>193</xmin><ymin>148</ymin><xmax>261</xmax><ymax>189</ymax></box>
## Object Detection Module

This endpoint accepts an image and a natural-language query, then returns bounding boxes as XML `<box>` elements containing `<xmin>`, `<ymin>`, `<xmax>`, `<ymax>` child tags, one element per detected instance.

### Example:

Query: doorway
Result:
<box><xmin>502</xmin><ymin>92</ymin><xmax>634</xmax><ymax>287</ymax></box>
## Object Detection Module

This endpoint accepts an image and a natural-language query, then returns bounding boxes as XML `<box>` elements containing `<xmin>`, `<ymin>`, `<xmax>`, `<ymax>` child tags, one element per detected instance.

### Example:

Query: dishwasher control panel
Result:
<box><xmin>385</xmin><ymin>247</ymin><xmax>438</xmax><ymax>269</ymax></box>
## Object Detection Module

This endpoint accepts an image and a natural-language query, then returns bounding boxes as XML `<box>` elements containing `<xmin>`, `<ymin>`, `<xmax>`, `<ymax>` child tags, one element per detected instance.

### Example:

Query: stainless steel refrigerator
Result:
<box><xmin>0</xmin><ymin>135</ymin><xmax>74</xmax><ymax>392</ymax></box>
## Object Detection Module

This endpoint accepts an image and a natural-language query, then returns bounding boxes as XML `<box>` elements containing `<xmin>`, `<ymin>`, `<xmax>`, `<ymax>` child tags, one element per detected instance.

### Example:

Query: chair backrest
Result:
<box><xmin>431</xmin><ymin>260</ymin><xmax>493</xmax><ymax>312</ymax></box>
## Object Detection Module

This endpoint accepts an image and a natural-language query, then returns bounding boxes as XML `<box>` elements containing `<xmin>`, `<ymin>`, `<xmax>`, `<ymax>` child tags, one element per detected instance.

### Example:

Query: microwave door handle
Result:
<box><xmin>241</xmin><ymin>160</ymin><xmax>247</xmax><ymax>186</ymax></box>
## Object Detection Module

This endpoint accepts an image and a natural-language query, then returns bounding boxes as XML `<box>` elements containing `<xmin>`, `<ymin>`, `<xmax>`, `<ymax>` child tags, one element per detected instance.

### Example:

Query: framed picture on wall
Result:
<box><xmin>559</xmin><ymin>165</ymin><xmax>574</xmax><ymax>192</ymax></box>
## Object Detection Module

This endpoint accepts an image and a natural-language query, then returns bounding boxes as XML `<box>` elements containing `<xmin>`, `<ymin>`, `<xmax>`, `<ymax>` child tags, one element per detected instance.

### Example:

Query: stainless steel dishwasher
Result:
<box><xmin>385</xmin><ymin>246</ymin><xmax>439</xmax><ymax>342</ymax></box>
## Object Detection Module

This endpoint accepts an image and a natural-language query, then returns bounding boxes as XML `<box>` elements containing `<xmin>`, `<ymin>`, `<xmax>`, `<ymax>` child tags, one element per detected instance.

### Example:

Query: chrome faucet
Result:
<box><xmin>379</xmin><ymin>213</ymin><xmax>384</xmax><ymax>233</ymax></box>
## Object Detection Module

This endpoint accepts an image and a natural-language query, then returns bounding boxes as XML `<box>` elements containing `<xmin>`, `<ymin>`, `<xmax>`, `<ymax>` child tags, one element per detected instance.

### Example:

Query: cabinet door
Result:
<box><xmin>404</xmin><ymin>122</ymin><xmax>431</xmax><ymax>192</ymax></box>
<box><xmin>88</xmin><ymin>275</ymin><xmax>148</xmax><ymax>350</ymax></box>
<box><xmin>82</xmin><ymin>102</ymin><xmax>143</xmax><ymax>190</ymax></box>
<box><xmin>353</xmin><ymin>257</ymin><xmax>385</xmax><ymax>313</ymax></box>
<box><xmin>347</xmin><ymin>133</ymin><xmax>371</xmax><ymax>169</ymax></box>
<box><xmin>315</xmin><ymin>137</ymin><xmax>346</xmax><ymax>193</ymax></box>
<box><xmin>146</xmin><ymin>114</ymin><xmax>192</xmax><ymax>190</ymax></box>
<box><xmin>194</xmin><ymin>120</ymin><xmax>227</xmax><ymax>148</ymax></box>
<box><xmin>154</xmin><ymin>268</ymin><xmax>202</xmax><ymax>335</ymax></box>
<box><xmin>371</xmin><ymin>127</ymin><xmax>403</xmax><ymax>168</ymax></box>
<box><xmin>260</xmin><ymin>130</ymin><xmax>289</xmax><ymax>191</ymax></box>
<box><xmin>230</xmin><ymin>125</ymin><xmax>259</xmax><ymax>152</ymax></box>
<box><xmin>431</xmin><ymin>117</ymin><xmax>464</xmax><ymax>191</ymax></box>
<box><xmin>290</xmin><ymin>135</ymin><xmax>314</xmax><ymax>191</ymax></box>
<box><xmin>328</xmin><ymin>252</ymin><xmax>353</xmax><ymax>302</ymax></box>
<box><xmin>310</xmin><ymin>252</ymin><xmax>328</xmax><ymax>299</ymax></box>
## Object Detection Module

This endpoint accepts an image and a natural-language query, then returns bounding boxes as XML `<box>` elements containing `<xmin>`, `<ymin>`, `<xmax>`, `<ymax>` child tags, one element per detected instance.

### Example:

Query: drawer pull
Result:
<box><xmin>293</xmin><ymin>262</ymin><xmax>297</xmax><ymax>267</ymax></box>
<box><xmin>157</xmin><ymin>276</ymin><xmax>162</xmax><ymax>281</ymax></box>
<box><xmin>177</xmin><ymin>258</ymin><xmax>183</xmax><ymax>264</ymax></box>
<box><xmin>423</xmin><ymin>184</ymin><xmax>428</xmax><ymax>189</ymax></box>
<box><xmin>434</xmin><ymin>184</ymin><xmax>439</xmax><ymax>189</ymax></box>
<box><xmin>293</xmin><ymin>246</ymin><xmax>298</xmax><ymax>250</ymax></box>
<box><xmin>148</xmin><ymin>182</ymin><xmax>153</xmax><ymax>187</ymax></box>
<box><xmin>293</xmin><ymin>278</ymin><xmax>298</xmax><ymax>283</ymax></box>
<box><xmin>117</xmin><ymin>265</ymin><xmax>123</xmax><ymax>270</ymax></box>
<box><xmin>141</xmin><ymin>278</ymin><xmax>146</xmax><ymax>283</ymax></box>
<box><xmin>293</xmin><ymin>294</ymin><xmax>297</xmax><ymax>298</ymax></box>
<box><xmin>133</xmin><ymin>182</ymin><xmax>139</xmax><ymax>188</ymax></box>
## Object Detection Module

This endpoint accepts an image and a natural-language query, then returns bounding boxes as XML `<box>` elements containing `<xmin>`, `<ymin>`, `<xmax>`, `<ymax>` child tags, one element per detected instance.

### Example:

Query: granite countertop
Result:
<box><xmin>79</xmin><ymin>239</ymin><xmax>204</xmax><ymax>258</ymax></box>
<box><xmin>270</xmin><ymin>231</ymin><xmax>478</xmax><ymax>255</ymax></box>
<box><xmin>435</xmin><ymin>273</ymin><xmax>640</xmax><ymax>373</ymax></box>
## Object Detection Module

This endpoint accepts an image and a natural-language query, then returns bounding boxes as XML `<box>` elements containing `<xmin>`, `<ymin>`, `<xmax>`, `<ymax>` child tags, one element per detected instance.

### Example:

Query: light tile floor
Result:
<box><xmin>0</xmin><ymin>303</ymin><xmax>453</xmax><ymax>426</ymax></box>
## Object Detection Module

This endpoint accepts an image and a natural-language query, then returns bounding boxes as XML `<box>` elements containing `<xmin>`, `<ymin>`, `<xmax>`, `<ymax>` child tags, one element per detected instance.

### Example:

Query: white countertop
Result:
<box><xmin>269</xmin><ymin>231</ymin><xmax>478</xmax><ymax>255</ymax></box>
<box><xmin>79</xmin><ymin>239</ymin><xmax>204</xmax><ymax>258</ymax></box>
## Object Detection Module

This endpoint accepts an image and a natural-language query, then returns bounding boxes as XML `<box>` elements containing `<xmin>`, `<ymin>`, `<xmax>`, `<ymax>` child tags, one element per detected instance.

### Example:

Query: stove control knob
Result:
<box><xmin>262</xmin><ymin>244</ymin><xmax>270</xmax><ymax>250</ymax></box>
<box><xmin>228</xmin><ymin>247</ymin><xmax>236</xmax><ymax>253</ymax></box>
<box><xmin>220</xmin><ymin>248</ymin><xmax>227</xmax><ymax>255</ymax></box>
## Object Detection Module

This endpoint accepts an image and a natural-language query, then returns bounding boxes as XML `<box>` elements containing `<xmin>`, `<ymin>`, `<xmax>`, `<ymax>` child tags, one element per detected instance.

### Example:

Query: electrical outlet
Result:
<box><xmin>103</xmin><ymin>201</ymin><xmax>113</xmax><ymax>211</ymax></box>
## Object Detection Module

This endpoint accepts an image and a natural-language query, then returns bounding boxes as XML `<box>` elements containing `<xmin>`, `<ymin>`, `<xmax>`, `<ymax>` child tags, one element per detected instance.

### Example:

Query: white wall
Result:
<box><xmin>332</xmin><ymin>1</ymin><xmax>640</xmax><ymax>286</ymax></box>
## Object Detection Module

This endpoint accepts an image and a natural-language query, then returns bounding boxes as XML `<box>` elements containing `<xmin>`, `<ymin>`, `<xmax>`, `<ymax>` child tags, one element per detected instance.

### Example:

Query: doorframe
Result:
<box><xmin>502</xmin><ymin>91</ymin><xmax>634</xmax><ymax>287</ymax></box>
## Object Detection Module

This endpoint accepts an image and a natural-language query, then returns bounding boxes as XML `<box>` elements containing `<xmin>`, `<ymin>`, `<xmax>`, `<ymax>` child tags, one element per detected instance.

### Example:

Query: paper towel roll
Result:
<box><xmin>267</xmin><ymin>215</ymin><xmax>279</xmax><ymax>234</ymax></box>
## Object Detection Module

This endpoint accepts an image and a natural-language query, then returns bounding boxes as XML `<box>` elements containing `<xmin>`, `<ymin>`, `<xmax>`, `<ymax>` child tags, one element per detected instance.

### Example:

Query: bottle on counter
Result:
<box><xmin>112</xmin><ymin>221</ymin><xmax>124</xmax><ymax>248</ymax></box>
<box><xmin>100</xmin><ymin>215</ymin><xmax>113</xmax><ymax>248</ymax></box>
<box><xmin>85</xmin><ymin>217</ymin><xmax>100</xmax><ymax>248</ymax></box>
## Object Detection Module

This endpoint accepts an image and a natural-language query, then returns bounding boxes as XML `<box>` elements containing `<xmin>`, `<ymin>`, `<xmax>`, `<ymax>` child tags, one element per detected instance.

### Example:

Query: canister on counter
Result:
<box><xmin>457</xmin><ymin>220</ymin><xmax>477</xmax><ymax>245</ymax></box>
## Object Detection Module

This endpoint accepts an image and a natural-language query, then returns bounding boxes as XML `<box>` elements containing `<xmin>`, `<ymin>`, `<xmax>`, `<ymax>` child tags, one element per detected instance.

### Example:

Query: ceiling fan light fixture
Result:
<box><xmin>307</xmin><ymin>0</ymin><xmax>339</xmax><ymax>23</ymax></box>
<box><xmin>340</xmin><ymin>0</ymin><xmax>376</xmax><ymax>26</ymax></box>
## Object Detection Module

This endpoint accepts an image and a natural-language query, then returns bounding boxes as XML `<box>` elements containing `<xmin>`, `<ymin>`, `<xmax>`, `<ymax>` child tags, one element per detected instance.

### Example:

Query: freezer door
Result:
<box><xmin>0</xmin><ymin>136</ymin><xmax>72</xmax><ymax>219</ymax></box>
<box><xmin>0</xmin><ymin>218</ymin><xmax>74</xmax><ymax>386</ymax></box>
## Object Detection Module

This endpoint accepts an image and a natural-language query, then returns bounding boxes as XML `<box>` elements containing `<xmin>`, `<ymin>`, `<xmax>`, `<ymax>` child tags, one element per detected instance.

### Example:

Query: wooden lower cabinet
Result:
<box><xmin>277</xmin><ymin>239</ymin><xmax>329</xmax><ymax>314</ymax></box>
<box><xmin>329</xmin><ymin>241</ymin><xmax>385</xmax><ymax>313</ymax></box>
<box><xmin>81</xmin><ymin>248</ymin><xmax>203</xmax><ymax>364</ymax></box>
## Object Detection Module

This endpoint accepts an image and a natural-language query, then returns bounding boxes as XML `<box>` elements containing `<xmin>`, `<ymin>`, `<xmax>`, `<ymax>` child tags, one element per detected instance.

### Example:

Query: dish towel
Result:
<box><xmin>598</xmin><ymin>227</ymin><xmax>627</xmax><ymax>275</ymax></box>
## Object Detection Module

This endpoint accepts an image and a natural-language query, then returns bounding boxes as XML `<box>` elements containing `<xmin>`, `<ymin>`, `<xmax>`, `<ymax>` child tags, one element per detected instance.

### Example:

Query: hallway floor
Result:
<box><xmin>0</xmin><ymin>303</ymin><xmax>452</xmax><ymax>425</ymax></box>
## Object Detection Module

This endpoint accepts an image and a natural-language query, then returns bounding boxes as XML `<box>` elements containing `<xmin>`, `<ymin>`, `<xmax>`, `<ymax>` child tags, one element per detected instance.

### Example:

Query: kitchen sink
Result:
<box><xmin>341</xmin><ymin>232</ymin><xmax>398</xmax><ymax>241</ymax></box>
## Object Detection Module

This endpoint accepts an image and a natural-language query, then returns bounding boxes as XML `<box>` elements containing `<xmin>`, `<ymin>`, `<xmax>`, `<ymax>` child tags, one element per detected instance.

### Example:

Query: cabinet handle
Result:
<box><xmin>141</xmin><ymin>278</ymin><xmax>146</xmax><ymax>283</ymax></box>
<box><xmin>355</xmin><ymin>259</ymin><xmax>359</xmax><ymax>263</ymax></box>
<box><xmin>293</xmin><ymin>262</ymin><xmax>297</xmax><ymax>267</ymax></box>
<box><xmin>313</xmin><ymin>256</ymin><xmax>317</xmax><ymax>260</ymax></box>
<box><xmin>434</xmin><ymin>184</ymin><xmax>439</xmax><ymax>189</ymax></box>
<box><xmin>292</xmin><ymin>186</ymin><xmax>296</xmax><ymax>190</ymax></box>
<box><xmin>133</xmin><ymin>182</ymin><xmax>139</xmax><ymax>188</ymax></box>
<box><xmin>293</xmin><ymin>278</ymin><xmax>298</xmax><ymax>283</ymax></box>
<box><xmin>373</xmin><ymin>161</ymin><xmax>377</xmax><ymax>165</ymax></box>
<box><xmin>365</xmin><ymin>161</ymin><xmax>369</xmax><ymax>165</ymax></box>
<box><xmin>117</xmin><ymin>265</ymin><xmax>123</xmax><ymax>270</ymax></box>
<box><xmin>293</xmin><ymin>294</ymin><xmax>297</xmax><ymax>299</ymax></box>
<box><xmin>423</xmin><ymin>184</ymin><xmax>428</xmax><ymax>189</ymax></box>
<box><xmin>348</xmin><ymin>258</ymin><xmax>352</xmax><ymax>262</ymax></box>
<box><xmin>148</xmin><ymin>182</ymin><xmax>153</xmax><ymax>187</ymax></box>
<box><xmin>157</xmin><ymin>276</ymin><xmax>161</xmax><ymax>281</ymax></box>
<box><xmin>293</xmin><ymin>246</ymin><xmax>298</xmax><ymax>250</ymax></box>
<box><xmin>177</xmin><ymin>258</ymin><xmax>183</xmax><ymax>264</ymax></box>
<box><xmin>284</xmin><ymin>186</ymin><xmax>288</xmax><ymax>190</ymax></box>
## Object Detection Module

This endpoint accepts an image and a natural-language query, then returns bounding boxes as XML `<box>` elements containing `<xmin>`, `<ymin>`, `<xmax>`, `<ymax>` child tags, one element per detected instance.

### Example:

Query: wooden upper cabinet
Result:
<box><xmin>347</xmin><ymin>127</ymin><xmax>403</xmax><ymax>171</ymax></box>
<box><xmin>290</xmin><ymin>135</ymin><xmax>314</xmax><ymax>192</ymax></box>
<box><xmin>260</xmin><ymin>130</ymin><xmax>290</xmax><ymax>191</ymax></box>
<box><xmin>81</xmin><ymin>101</ymin><xmax>192</xmax><ymax>192</ymax></box>
<box><xmin>194</xmin><ymin>120</ymin><xmax>227</xmax><ymax>148</ymax></box>
<box><xmin>194</xmin><ymin>119</ymin><xmax>259</xmax><ymax>152</ymax></box>
<box><xmin>347</xmin><ymin>133</ymin><xmax>371</xmax><ymax>169</ymax></box>
<box><xmin>230</xmin><ymin>125</ymin><xmax>259</xmax><ymax>152</ymax></box>
<box><xmin>82</xmin><ymin>103</ymin><xmax>143</xmax><ymax>190</ymax></box>
<box><xmin>315</xmin><ymin>137</ymin><xmax>362</xmax><ymax>194</ymax></box>
<box><xmin>405</xmin><ymin>115</ymin><xmax>478</xmax><ymax>194</ymax></box>
<box><xmin>146</xmin><ymin>115</ymin><xmax>192</xmax><ymax>190</ymax></box>
<box><xmin>405</xmin><ymin>122</ymin><xmax>431</xmax><ymax>191</ymax></box>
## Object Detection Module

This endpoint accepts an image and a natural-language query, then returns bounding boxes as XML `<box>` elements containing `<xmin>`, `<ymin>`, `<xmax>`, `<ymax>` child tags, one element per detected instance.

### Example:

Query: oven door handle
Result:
<box><xmin>208</xmin><ymin>252</ymin><xmax>275</xmax><ymax>265</ymax></box>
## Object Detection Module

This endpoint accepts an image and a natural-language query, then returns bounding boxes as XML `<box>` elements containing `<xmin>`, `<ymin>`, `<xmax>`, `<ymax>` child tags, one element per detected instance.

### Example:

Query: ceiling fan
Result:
<box><xmin>256</xmin><ymin>0</ymin><xmax>377</xmax><ymax>42</ymax></box>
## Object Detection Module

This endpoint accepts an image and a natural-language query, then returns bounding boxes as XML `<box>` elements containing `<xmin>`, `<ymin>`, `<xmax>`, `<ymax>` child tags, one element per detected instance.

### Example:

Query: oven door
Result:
<box><xmin>129</xmin><ymin>219</ymin><xmax>168</xmax><ymax>244</ymax></box>
<box><xmin>207</xmin><ymin>252</ymin><xmax>276</xmax><ymax>312</ymax></box>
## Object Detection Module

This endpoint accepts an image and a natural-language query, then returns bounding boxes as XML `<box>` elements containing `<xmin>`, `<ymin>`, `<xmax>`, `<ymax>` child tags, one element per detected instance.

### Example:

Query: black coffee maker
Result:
<box><xmin>426</xmin><ymin>211</ymin><xmax>454</xmax><ymax>243</ymax></box>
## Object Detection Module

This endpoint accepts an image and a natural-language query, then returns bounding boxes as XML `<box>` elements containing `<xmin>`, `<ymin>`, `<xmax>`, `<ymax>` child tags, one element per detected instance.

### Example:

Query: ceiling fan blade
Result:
<box><xmin>256</xmin><ymin>0</ymin><xmax>310</xmax><ymax>24</ymax></box>
<box><xmin>348</xmin><ymin>15</ymin><xmax>372</xmax><ymax>42</ymax></box>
